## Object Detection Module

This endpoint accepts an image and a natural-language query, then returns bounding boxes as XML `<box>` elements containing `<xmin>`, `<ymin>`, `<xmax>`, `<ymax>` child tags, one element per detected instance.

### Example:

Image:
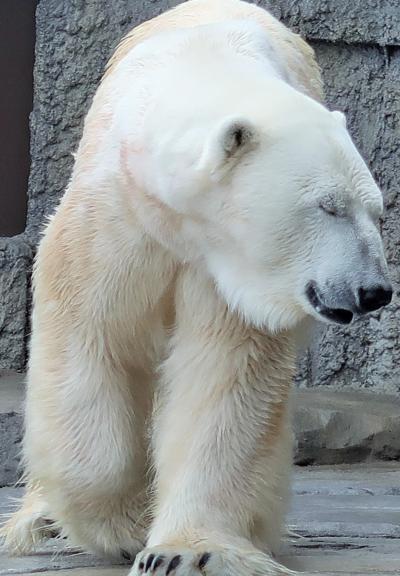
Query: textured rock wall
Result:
<box><xmin>0</xmin><ymin>238</ymin><xmax>32</xmax><ymax>370</ymax></box>
<box><xmin>1</xmin><ymin>0</ymin><xmax>399</xmax><ymax>395</ymax></box>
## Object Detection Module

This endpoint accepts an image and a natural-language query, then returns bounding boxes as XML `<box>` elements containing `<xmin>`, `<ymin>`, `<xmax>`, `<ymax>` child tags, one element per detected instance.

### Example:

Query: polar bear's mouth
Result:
<box><xmin>306</xmin><ymin>283</ymin><xmax>353</xmax><ymax>325</ymax></box>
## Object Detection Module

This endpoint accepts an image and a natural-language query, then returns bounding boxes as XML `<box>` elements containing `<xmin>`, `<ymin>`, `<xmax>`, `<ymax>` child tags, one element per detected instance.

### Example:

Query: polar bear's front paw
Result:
<box><xmin>129</xmin><ymin>546</ymin><xmax>222</xmax><ymax>576</ymax></box>
<box><xmin>129</xmin><ymin>544</ymin><xmax>296</xmax><ymax>576</ymax></box>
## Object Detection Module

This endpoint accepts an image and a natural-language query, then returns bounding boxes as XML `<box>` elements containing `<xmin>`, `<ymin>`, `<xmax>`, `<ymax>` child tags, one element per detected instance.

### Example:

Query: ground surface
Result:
<box><xmin>1</xmin><ymin>464</ymin><xmax>399</xmax><ymax>575</ymax></box>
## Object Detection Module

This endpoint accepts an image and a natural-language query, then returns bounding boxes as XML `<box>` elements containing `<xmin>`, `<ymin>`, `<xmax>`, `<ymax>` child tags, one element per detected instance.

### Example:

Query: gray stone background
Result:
<box><xmin>1</xmin><ymin>0</ymin><xmax>399</xmax><ymax>396</ymax></box>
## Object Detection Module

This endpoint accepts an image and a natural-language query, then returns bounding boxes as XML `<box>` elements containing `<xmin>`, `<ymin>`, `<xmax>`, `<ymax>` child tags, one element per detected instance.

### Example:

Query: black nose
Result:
<box><xmin>358</xmin><ymin>284</ymin><xmax>393</xmax><ymax>313</ymax></box>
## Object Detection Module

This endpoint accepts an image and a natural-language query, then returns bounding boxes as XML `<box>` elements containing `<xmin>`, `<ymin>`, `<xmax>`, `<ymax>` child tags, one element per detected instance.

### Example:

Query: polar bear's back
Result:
<box><xmin>72</xmin><ymin>0</ymin><xmax>323</xmax><ymax>179</ymax></box>
<box><xmin>105</xmin><ymin>0</ymin><xmax>323</xmax><ymax>102</ymax></box>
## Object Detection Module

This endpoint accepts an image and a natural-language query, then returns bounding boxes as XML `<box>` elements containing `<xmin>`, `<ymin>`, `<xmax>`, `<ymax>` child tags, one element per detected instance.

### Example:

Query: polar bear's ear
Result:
<box><xmin>198</xmin><ymin>117</ymin><xmax>259</xmax><ymax>181</ymax></box>
<box><xmin>332</xmin><ymin>110</ymin><xmax>347</xmax><ymax>128</ymax></box>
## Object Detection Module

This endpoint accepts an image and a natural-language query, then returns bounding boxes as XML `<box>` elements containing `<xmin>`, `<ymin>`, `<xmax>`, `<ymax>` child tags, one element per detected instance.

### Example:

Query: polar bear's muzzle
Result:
<box><xmin>305</xmin><ymin>280</ymin><xmax>393</xmax><ymax>325</ymax></box>
<box><xmin>306</xmin><ymin>282</ymin><xmax>354</xmax><ymax>325</ymax></box>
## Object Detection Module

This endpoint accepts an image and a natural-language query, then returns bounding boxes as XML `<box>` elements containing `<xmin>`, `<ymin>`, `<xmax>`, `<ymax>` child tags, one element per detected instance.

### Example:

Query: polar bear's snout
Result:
<box><xmin>306</xmin><ymin>282</ymin><xmax>355</xmax><ymax>325</ymax></box>
<box><xmin>357</xmin><ymin>282</ymin><xmax>393</xmax><ymax>313</ymax></box>
<box><xmin>306</xmin><ymin>272</ymin><xmax>393</xmax><ymax>325</ymax></box>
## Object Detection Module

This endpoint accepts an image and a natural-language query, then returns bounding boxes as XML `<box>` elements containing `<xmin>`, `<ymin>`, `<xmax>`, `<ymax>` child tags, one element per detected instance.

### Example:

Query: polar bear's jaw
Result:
<box><xmin>204</xmin><ymin>252</ymin><xmax>306</xmax><ymax>333</ymax></box>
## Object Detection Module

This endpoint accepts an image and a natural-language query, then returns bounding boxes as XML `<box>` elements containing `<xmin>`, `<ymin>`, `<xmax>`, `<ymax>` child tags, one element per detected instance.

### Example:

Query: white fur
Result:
<box><xmin>2</xmin><ymin>2</ymin><xmax>389</xmax><ymax>576</ymax></box>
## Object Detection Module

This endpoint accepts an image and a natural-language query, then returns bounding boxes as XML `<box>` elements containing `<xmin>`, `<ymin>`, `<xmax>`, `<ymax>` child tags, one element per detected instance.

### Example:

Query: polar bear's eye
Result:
<box><xmin>318</xmin><ymin>202</ymin><xmax>337</xmax><ymax>217</ymax></box>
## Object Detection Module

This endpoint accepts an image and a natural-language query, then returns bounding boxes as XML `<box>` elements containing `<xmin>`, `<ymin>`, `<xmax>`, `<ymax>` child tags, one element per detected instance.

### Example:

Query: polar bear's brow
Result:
<box><xmin>363</xmin><ymin>197</ymin><xmax>383</xmax><ymax>220</ymax></box>
<box><xmin>355</xmin><ymin>180</ymin><xmax>383</xmax><ymax>219</ymax></box>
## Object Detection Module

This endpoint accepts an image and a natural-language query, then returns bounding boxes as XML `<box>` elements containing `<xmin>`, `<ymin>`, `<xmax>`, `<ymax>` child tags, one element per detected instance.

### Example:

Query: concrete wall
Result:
<box><xmin>1</xmin><ymin>0</ymin><xmax>399</xmax><ymax>395</ymax></box>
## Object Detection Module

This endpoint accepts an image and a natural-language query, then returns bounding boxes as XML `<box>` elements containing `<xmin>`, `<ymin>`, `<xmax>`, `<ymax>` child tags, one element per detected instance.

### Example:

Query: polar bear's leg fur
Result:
<box><xmin>17</xmin><ymin>354</ymin><xmax>152</xmax><ymax>558</ymax></box>
<box><xmin>250</xmin><ymin>414</ymin><xmax>294</xmax><ymax>556</ymax></box>
<box><xmin>131</xmin><ymin>267</ymin><xmax>297</xmax><ymax>575</ymax></box>
<box><xmin>1</xmin><ymin>198</ymin><xmax>178</xmax><ymax>558</ymax></box>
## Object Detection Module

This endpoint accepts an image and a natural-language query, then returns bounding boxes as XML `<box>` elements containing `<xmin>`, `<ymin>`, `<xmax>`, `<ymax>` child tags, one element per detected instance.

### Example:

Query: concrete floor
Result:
<box><xmin>1</xmin><ymin>464</ymin><xmax>400</xmax><ymax>575</ymax></box>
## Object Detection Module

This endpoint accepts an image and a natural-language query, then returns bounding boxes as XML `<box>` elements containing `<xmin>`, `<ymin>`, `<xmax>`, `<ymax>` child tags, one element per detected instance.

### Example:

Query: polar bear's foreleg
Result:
<box><xmin>250</xmin><ymin>414</ymin><xmax>294</xmax><ymax>556</ymax></box>
<box><xmin>31</xmin><ymin>363</ymin><xmax>152</xmax><ymax>559</ymax></box>
<box><xmin>3</xmin><ymin>356</ymin><xmax>153</xmax><ymax>559</ymax></box>
<box><xmin>130</xmin><ymin>267</ymin><xmax>297</xmax><ymax>576</ymax></box>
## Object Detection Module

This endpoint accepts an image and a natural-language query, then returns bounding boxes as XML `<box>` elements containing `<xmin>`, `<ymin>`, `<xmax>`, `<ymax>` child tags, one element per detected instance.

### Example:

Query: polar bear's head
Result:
<box><xmin>128</xmin><ymin>87</ymin><xmax>392</xmax><ymax>332</ymax></box>
<box><xmin>197</xmin><ymin>111</ymin><xmax>393</xmax><ymax>331</ymax></box>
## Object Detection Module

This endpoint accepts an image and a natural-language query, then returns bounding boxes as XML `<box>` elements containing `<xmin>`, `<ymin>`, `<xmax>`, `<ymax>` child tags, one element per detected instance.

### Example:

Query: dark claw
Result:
<box><xmin>153</xmin><ymin>555</ymin><xmax>166</xmax><ymax>570</ymax></box>
<box><xmin>145</xmin><ymin>554</ymin><xmax>155</xmax><ymax>572</ymax></box>
<box><xmin>166</xmin><ymin>555</ymin><xmax>182</xmax><ymax>575</ymax></box>
<box><xmin>139</xmin><ymin>561</ymin><xmax>145</xmax><ymax>571</ymax></box>
<box><xmin>198</xmin><ymin>552</ymin><xmax>211</xmax><ymax>570</ymax></box>
<box><xmin>121</xmin><ymin>549</ymin><xmax>132</xmax><ymax>561</ymax></box>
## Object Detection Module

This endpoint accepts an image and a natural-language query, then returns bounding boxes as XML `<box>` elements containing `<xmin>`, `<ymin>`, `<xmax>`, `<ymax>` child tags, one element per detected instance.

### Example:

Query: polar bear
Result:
<box><xmin>3</xmin><ymin>0</ymin><xmax>392</xmax><ymax>575</ymax></box>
